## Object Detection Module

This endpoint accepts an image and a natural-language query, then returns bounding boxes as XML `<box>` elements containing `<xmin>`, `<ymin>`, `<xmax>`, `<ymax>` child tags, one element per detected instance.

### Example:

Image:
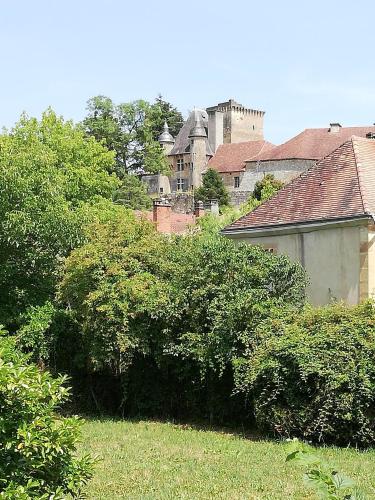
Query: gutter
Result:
<box><xmin>221</xmin><ymin>215</ymin><xmax>371</xmax><ymax>238</ymax></box>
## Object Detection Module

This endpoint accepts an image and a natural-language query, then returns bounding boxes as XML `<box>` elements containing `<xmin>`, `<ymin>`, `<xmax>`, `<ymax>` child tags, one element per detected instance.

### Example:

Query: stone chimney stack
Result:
<box><xmin>153</xmin><ymin>199</ymin><xmax>172</xmax><ymax>233</ymax></box>
<box><xmin>329</xmin><ymin>123</ymin><xmax>342</xmax><ymax>133</ymax></box>
<box><xmin>207</xmin><ymin>109</ymin><xmax>224</xmax><ymax>153</ymax></box>
<box><xmin>204</xmin><ymin>199</ymin><xmax>219</xmax><ymax>215</ymax></box>
<box><xmin>194</xmin><ymin>200</ymin><xmax>205</xmax><ymax>218</ymax></box>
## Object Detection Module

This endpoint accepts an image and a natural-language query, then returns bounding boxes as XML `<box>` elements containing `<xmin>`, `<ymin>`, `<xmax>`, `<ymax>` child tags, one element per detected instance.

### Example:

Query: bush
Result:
<box><xmin>0</xmin><ymin>330</ymin><xmax>93</xmax><ymax>498</ymax></box>
<box><xmin>52</xmin><ymin>213</ymin><xmax>306</xmax><ymax>421</ymax></box>
<box><xmin>237</xmin><ymin>302</ymin><xmax>375</xmax><ymax>446</ymax></box>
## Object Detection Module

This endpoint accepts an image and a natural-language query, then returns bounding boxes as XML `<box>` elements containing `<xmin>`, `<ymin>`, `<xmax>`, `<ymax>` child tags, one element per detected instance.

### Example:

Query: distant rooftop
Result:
<box><xmin>208</xmin><ymin>140</ymin><xmax>275</xmax><ymax>173</ymax></box>
<box><xmin>253</xmin><ymin>125</ymin><xmax>375</xmax><ymax>162</ymax></box>
<box><xmin>223</xmin><ymin>136</ymin><xmax>375</xmax><ymax>232</ymax></box>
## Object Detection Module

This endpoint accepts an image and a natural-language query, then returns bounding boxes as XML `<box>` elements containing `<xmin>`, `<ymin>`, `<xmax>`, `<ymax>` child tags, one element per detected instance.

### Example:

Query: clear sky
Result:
<box><xmin>1</xmin><ymin>0</ymin><xmax>375</xmax><ymax>144</ymax></box>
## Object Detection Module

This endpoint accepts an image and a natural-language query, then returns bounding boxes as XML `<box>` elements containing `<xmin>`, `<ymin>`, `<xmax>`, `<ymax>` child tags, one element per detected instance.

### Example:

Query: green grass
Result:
<box><xmin>80</xmin><ymin>419</ymin><xmax>375</xmax><ymax>499</ymax></box>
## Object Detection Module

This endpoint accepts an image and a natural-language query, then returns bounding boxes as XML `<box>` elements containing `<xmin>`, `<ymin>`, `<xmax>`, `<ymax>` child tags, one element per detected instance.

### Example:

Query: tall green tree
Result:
<box><xmin>82</xmin><ymin>96</ymin><xmax>169</xmax><ymax>177</ymax></box>
<box><xmin>149</xmin><ymin>94</ymin><xmax>184</xmax><ymax>140</ymax></box>
<box><xmin>195</xmin><ymin>168</ymin><xmax>230</xmax><ymax>207</ymax></box>
<box><xmin>113</xmin><ymin>173</ymin><xmax>152</xmax><ymax>210</ymax></box>
<box><xmin>0</xmin><ymin>109</ymin><xmax>120</xmax><ymax>326</ymax></box>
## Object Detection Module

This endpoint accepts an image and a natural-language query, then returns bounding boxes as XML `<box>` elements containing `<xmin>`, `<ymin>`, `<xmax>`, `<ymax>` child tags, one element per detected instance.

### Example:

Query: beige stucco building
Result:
<box><xmin>222</xmin><ymin>137</ymin><xmax>375</xmax><ymax>305</ymax></box>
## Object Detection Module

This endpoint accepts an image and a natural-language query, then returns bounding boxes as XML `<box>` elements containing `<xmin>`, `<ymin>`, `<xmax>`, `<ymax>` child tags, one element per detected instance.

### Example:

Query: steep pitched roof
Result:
<box><xmin>169</xmin><ymin>109</ymin><xmax>213</xmax><ymax>156</ymax></box>
<box><xmin>256</xmin><ymin>126</ymin><xmax>375</xmax><ymax>161</ymax></box>
<box><xmin>208</xmin><ymin>140</ymin><xmax>275</xmax><ymax>173</ymax></box>
<box><xmin>223</xmin><ymin>137</ymin><xmax>375</xmax><ymax>233</ymax></box>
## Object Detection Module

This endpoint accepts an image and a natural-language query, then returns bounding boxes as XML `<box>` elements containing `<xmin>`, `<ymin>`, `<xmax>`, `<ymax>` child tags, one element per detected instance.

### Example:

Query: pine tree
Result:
<box><xmin>195</xmin><ymin>168</ymin><xmax>230</xmax><ymax>207</ymax></box>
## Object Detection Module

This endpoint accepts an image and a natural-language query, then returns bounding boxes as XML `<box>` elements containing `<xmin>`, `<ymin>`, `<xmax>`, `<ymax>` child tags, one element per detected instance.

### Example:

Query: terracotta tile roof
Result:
<box><xmin>208</xmin><ymin>140</ymin><xmax>275</xmax><ymax>173</ymax></box>
<box><xmin>223</xmin><ymin>137</ymin><xmax>375</xmax><ymax>232</ymax></box>
<box><xmin>257</xmin><ymin>126</ymin><xmax>375</xmax><ymax>161</ymax></box>
<box><xmin>135</xmin><ymin>210</ymin><xmax>196</xmax><ymax>234</ymax></box>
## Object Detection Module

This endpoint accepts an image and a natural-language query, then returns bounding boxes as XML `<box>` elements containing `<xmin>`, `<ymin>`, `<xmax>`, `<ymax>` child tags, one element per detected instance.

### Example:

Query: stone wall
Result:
<box><xmin>241</xmin><ymin>158</ymin><xmax>315</xmax><ymax>192</ymax></box>
<box><xmin>164</xmin><ymin>192</ymin><xmax>194</xmax><ymax>213</ymax></box>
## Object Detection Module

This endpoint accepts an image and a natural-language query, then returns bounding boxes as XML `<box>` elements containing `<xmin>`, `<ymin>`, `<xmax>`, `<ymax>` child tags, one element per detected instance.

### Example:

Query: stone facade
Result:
<box><xmin>207</xmin><ymin>99</ymin><xmax>264</xmax><ymax>143</ymax></box>
<box><xmin>240</xmin><ymin>159</ymin><xmax>315</xmax><ymax>193</ymax></box>
<box><xmin>142</xmin><ymin>99</ymin><xmax>265</xmax><ymax>197</ymax></box>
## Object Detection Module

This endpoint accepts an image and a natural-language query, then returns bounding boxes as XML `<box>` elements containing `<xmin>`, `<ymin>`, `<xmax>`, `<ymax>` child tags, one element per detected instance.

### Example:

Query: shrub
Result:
<box><xmin>236</xmin><ymin>302</ymin><xmax>375</xmax><ymax>446</ymax></box>
<box><xmin>54</xmin><ymin>214</ymin><xmax>306</xmax><ymax>420</ymax></box>
<box><xmin>0</xmin><ymin>330</ymin><xmax>94</xmax><ymax>498</ymax></box>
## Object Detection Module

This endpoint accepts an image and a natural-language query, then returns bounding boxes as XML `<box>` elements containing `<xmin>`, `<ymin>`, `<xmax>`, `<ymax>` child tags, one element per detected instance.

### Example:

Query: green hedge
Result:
<box><xmin>235</xmin><ymin>302</ymin><xmax>375</xmax><ymax>446</ymax></box>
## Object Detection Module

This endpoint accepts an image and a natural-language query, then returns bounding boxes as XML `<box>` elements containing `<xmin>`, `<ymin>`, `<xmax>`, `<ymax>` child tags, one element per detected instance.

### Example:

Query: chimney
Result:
<box><xmin>194</xmin><ymin>200</ymin><xmax>205</xmax><ymax>218</ymax></box>
<box><xmin>329</xmin><ymin>123</ymin><xmax>342</xmax><ymax>133</ymax></box>
<box><xmin>204</xmin><ymin>199</ymin><xmax>219</xmax><ymax>215</ymax></box>
<box><xmin>153</xmin><ymin>199</ymin><xmax>171</xmax><ymax>233</ymax></box>
<box><xmin>207</xmin><ymin>109</ymin><xmax>224</xmax><ymax>153</ymax></box>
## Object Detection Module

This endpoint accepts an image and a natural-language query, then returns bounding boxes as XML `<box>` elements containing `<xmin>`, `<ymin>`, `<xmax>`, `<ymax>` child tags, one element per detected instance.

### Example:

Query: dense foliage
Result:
<box><xmin>195</xmin><ymin>168</ymin><xmax>230</xmax><ymax>207</ymax></box>
<box><xmin>236</xmin><ymin>302</ymin><xmax>375</xmax><ymax>446</ymax></box>
<box><xmin>0</xmin><ymin>110</ymin><xmax>119</xmax><ymax>327</ymax></box>
<box><xmin>40</xmin><ymin>212</ymin><xmax>308</xmax><ymax>419</ymax></box>
<box><xmin>113</xmin><ymin>173</ymin><xmax>152</xmax><ymax>210</ymax></box>
<box><xmin>0</xmin><ymin>330</ymin><xmax>93</xmax><ymax>498</ymax></box>
<box><xmin>82</xmin><ymin>95</ymin><xmax>176</xmax><ymax>177</ymax></box>
<box><xmin>149</xmin><ymin>94</ymin><xmax>184</xmax><ymax>140</ymax></box>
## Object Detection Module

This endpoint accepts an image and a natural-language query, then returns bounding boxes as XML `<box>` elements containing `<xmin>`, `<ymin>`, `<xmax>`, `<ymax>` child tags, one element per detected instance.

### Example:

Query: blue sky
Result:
<box><xmin>1</xmin><ymin>0</ymin><xmax>375</xmax><ymax>144</ymax></box>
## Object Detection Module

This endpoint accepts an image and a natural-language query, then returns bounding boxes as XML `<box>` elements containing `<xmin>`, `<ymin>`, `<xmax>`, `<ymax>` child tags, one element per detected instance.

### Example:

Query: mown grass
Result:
<box><xmin>80</xmin><ymin>419</ymin><xmax>375</xmax><ymax>499</ymax></box>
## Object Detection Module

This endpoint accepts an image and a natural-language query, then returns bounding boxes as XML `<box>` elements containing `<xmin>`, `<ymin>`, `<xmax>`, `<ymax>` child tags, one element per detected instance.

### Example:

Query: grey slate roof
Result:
<box><xmin>169</xmin><ymin>108</ymin><xmax>213</xmax><ymax>156</ymax></box>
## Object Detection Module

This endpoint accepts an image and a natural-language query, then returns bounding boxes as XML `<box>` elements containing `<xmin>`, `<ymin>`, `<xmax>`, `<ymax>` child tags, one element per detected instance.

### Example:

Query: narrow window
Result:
<box><xmin>177</xmin><ymin>178</ymin><xmax>185</xmax><ymax>191</ymax></box>
<box><xmin>177</xmin><ymin>158</ymin><xmax>184</xmax><ymax>171</ymax></box>
<box><xmin>234</xmin><ymin>176</ymin><xmax>240</xmax><ymax>188</ymax></box>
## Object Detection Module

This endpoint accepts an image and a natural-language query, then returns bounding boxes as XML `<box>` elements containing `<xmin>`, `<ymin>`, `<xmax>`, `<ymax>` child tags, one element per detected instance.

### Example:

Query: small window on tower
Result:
<box><xmin>159</xmin><ymin>187</ymin><xmax>164</xmax><ymax>194</ymax></box>
<box><xmin>234</xmin><ymin>176</ymin><xmax>240</xmax><ymax>188</ymax></box>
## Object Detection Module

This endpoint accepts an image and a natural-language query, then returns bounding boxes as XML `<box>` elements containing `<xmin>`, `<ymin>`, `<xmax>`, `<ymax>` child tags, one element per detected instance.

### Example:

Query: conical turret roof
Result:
<box><xmin>158</xmin><ymin>121</ymin><xmax>175</xmax><ymax>144</ymax></box>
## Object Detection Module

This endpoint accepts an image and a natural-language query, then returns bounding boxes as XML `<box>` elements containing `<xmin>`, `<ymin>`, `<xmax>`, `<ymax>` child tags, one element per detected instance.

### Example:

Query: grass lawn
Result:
<box><xmin>80</xmin><ymin>419</ymin><xmax>375</xmax><ymax>499</ymax></box>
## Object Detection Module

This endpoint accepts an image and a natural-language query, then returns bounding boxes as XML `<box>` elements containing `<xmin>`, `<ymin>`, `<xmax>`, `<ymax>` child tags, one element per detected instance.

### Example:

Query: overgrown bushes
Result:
<box><xmin>236</xmin><ymin>302</ymin><xmax>375</xmax><ymax>446</ymax></box>
<box><xmin>0</xmin><ymin>330</ymin><xmax>93</xmax><ymax>498</ymax></box>
<box><xmin>30</xmin><ymin>211</ymin><xmax>307</xmax><ymax>421</ymax></box>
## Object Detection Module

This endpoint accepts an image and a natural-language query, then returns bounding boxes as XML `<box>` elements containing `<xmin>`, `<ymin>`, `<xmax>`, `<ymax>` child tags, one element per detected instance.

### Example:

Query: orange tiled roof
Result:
<box><xmin>208</xmin><ymin>140</ymin><xmax>275</xmax><ymax>173</ymax></box>
<box><xmin>257</xmin><ymin>126</ymin><xmax>375</xmax><ymax>161</ymax></box>
<box><xmin>223</xmin><ymin>137</ymin><xmax>375</xmax><ymax>232</ymax></box>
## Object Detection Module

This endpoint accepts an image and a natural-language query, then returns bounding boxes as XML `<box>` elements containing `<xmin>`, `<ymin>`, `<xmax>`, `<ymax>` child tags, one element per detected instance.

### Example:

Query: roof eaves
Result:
<box><xmin>221</xmin><ymin>214</ymin><xmax>370</xmax><ymax>235</ymax></box>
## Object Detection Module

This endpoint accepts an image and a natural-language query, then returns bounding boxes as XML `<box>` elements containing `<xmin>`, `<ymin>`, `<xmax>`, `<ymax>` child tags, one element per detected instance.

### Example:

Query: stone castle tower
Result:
<box><xmin>142</xmin><ymin>98</ymin><xmax>265</xmax><ymax>195</ymax></box>
<box><xmin>206</xmin><ymin>99</ymin><xmax>264</xmax><ymax>151</ymax></box>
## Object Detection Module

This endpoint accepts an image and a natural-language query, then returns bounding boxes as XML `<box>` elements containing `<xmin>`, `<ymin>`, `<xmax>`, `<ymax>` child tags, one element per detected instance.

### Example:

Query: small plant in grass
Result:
<box><xmin>286</xmin><ymin>439</ymin><xmax>366</xmax><ymax>499</ymax></box>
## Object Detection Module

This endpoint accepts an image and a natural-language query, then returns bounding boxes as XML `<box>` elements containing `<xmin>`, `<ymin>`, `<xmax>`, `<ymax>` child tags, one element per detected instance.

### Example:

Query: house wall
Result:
<box><xmin>232</xmin><ymin>224</ymin><xmax>366</xmax><ymax>306</ymax></box>
<box><xmin>241</xmin><ymin>159</ymin><xmax>315</xmax><ymax>192</ymax></box>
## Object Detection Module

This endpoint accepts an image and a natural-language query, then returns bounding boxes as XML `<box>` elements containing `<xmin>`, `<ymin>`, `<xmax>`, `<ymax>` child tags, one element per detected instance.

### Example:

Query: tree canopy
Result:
<box><xmin>82</xmin><ymin>95</ymin><xmax>180</xmax><ymax>178</ymax></box>
<box><xmin>0</xmin><ymin>109</ymin><xmax>120</xmax><ymax>326</ymax></box>
<box><xmin>149</xmin><ymin>94</ymin><xmax>184</xmax><ymax>140</ymax></box>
